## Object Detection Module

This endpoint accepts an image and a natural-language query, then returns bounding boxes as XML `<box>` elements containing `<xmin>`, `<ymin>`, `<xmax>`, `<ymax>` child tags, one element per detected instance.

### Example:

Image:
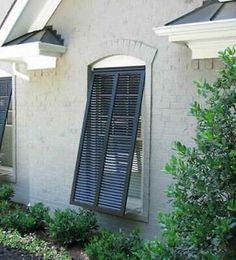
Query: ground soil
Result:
<box><xmin>36</xmin><ymin>231</ymin><xmax>89</xmax><ymax>260</ymax></box>
<box><xmin>0</xmin><ymin>245</ymin><xmax>89</xmax><ymax>260</ymax></box>
<box><xmin>0</xmin><ymin>246</ymin><xmax>41</xmax><ymax>260</ymax></box>
<box><xmin>0</xmin><ymin>244</ymin><xmax>90</xmax><ymax>260</ymax></box>
<box><xmin>68</xmin><ymin>246</ymin><xmax>89</xmax><ymax>260</ymax></box>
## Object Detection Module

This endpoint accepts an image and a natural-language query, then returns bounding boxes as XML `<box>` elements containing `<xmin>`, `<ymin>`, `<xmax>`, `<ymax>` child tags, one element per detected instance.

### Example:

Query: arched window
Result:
<box><xmin>71</xmin><ymin>55</ymin><xmax>146</xmax><ymax>216</ymax></box>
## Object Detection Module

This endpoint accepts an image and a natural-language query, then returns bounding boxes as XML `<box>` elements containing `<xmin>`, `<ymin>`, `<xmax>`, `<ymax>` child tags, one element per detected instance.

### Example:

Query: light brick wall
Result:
<box><xmin>10</xmin><ymin>0</ymin><xmax>222</xmax><ymax>239</ymax></box>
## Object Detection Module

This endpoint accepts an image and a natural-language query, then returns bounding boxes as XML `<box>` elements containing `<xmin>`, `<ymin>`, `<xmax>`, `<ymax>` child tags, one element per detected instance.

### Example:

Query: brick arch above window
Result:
<box><xmin>84</xmin><ymin>39</ymin><xmax>157</xmax><ymax>67</ymax></box>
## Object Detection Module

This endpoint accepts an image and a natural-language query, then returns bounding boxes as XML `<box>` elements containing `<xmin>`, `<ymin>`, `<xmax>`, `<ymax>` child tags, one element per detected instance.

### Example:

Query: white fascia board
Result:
<box><xmin>29</xmin><ymin>0</ymin><xmax>63</xmax><ymax>31</ymax></box>
<box><xmin>189</xmin><ymin>38</ymin><xmax>236</xmax><ymax>59</ymax></box>
<box><xmin>0</xmin><ymin>0</ymin><xmax>30</xmax><ymax>47</ymax></box>
<box><xmin>155</xmin><ymin>19</ymin><xmax>236</xmax><ymax>42</ymax></box>
<box><xmin>0</xmin><ymin>42</ymin><xmax>66</xmax><ymax>60</ymax></box>
<box><xmin>38</xmin><ymin>42</ymin><xmax>67</xmax><ymax>56</ymax></box>
<box><xmin>154</xmin><ymin>19</ymin><xmax>236</xmax><ymax>59</ymax></box>
<box><xmin>0</xmin><ymin>42</ymin><xmax>41</xmax><ymax>59</ymax></box>
<box><xmin>0</xmin><ymin>42</ymin><xmax>66</xmax><ymax>69</ymax></box>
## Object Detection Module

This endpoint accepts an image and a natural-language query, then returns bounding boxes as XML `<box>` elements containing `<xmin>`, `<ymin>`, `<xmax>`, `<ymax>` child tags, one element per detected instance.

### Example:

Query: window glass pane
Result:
<box><xmin>127</xmin><ymin>116</ymin><xmax>143</xmax><ymax>213</ymax></box>
<box><xmin>129</xmin><ymin>117</ymin><xmax>142</xmax><ymax>199</ymax></box>
<box><xmin>0</xmin><ymin>78</ymin><xmax>12</xmax><ymax>170</ymax></box>
<box><xmin>0</xmin><ymin>124</ymin><xmax>12</xmax><ymax>167</ymax></box>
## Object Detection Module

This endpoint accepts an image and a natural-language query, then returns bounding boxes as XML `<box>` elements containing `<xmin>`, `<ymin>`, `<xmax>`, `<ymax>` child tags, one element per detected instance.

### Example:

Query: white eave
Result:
<box><xmin>154</xmin><ymin>18</ymin><xmax>236</xmax><ymax>59</ymax></box>
<box><xmin>0</xmin><ymin>42</ymin><xmax>66</xmax><ymax>70</ymax></box>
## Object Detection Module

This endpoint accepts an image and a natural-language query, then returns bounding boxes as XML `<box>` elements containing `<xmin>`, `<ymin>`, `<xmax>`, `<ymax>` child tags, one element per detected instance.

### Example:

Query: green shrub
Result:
<box><xmin>28</xmin><ymin>202</ymin><xmax>50</xmax><ymax>230</ymax></box>
<box><xmin>148</xmin><ymin>47</ymin><xmax>236</xmax><ymax>259</ymax></box>
<box><xmin>0</xmin><ymin>184</ymin><xmax>14</xmax><ymax>201</ymax></box>
<box><xmin>134</xmin><ymin>240</ymin><xmax>172</xmax><ymax>260</ymax></box>
<box><xmin>0</xmin><ymin>206</ymin><xmax>36</xmax><ymax>234</ymax></box>
<box><xmin>48</xmin><ymin>209</ymin><xmax>97</xmax><ymax>245</ymax></box>
<box><xmin>0</xmin><ymin>228</ymin><xmax>71</xmax><ymax>260</ymax></box>
<box><xmin>0</xmin><ymin>200</ymin><xmax>11</xmax><ymax>215</ymax></box>
<box><xmin>0</xmin><ymin>202</ymin><xmax>51</xmax><ymax>234</ymax></box>
<box><xmin>85</xmin><ymin>229</ymin><xmax>143</xmax><ymax>260</ymax></box>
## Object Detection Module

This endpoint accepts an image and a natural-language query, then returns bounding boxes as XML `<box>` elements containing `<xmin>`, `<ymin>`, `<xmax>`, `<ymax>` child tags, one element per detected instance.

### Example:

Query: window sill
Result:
<box><xmin>125</xmin><ymin>197</ymin><xmax>148</xmax><ymax>223</ymax></box>
<box><xmin>125</xmin><ymin>211</ymin><xmax>148</xmax><ymax>223</ymax></box>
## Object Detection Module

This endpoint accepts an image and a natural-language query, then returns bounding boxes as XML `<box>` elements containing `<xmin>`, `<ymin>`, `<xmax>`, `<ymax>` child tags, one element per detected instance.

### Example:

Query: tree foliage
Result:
<box><xmin>151</xmin><ymin>47</ymin><xmax>236</xmax><ymax>259</ymax></box>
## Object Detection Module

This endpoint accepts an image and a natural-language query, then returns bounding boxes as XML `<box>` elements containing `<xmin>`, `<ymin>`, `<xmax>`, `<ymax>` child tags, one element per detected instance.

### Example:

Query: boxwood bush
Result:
<box><xmin>0</xmin><ymin>200</ymin><xmax>11</xmax><ymax>215</ymax></box>
<box><xmin>0</xmin><ymin>202</ymin><xmax>50</xmax><ymax>234</ymax></box>
<box><xmin>47</xmin><ymin>209</ymin><xmax>97</xmax><ymax>246</ymax></box>
<box><xmin>85</xmin><ymin>229</ymin><xmax>143</xmax><ymax>260</ymax></box>
<box><xmin>28</xmin><ymin>202</ymin><xmax>50</xmax><ymax>230</ymax></box>
<box><xmin>0</xmin><ymin>206</ymin><xmax>36</xmax><ymax>234</ymax></box>
<box><xmin>0</xmin><ymin>183</ymin><xmax>14</xmax><ymax>201</ymax></box>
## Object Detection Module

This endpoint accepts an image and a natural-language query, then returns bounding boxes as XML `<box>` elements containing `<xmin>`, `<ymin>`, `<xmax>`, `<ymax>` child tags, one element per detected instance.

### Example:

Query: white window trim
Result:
<box><xmin>154</xmin><ymin>18</ymin><xmax>236</xmax><ymax>59</ymax></box>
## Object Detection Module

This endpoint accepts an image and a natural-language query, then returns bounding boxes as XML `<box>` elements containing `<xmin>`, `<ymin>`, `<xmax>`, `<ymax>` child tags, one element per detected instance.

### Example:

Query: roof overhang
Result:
<box><xmin>0</xmin><ymin>42</ymin><xmax>66</xmax><ymax>70</ymax></box>
<box><xmin>0</xmin><ymin>0</ymin><xmax>65</xmax><ymax>72</ymax></box>
<box><xmin>154</xmin><ymin>18</ymin><xmax>236</xmax><ymax>59</ymax></box>
<box><xmin>0</xmin><ymin>0</ymin><xmax>63</xmax><ymax>46</ymax></box>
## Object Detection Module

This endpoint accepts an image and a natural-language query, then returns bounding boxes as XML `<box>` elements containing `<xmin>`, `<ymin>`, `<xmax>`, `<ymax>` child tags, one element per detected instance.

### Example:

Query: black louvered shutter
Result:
<box><xmin>0</xmin><ymin>78</ymin><xmax>12</xmax><ymax>149</ymax></box>
<box><xmin>71</xmin><ymin>67</ymin><xmax>145</xmax><ymax>216</ymax></box>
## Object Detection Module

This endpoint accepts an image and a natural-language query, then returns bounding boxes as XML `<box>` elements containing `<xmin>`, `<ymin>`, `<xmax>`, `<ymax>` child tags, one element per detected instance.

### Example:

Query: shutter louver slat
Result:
<box><xmin>71</xmin><ymin>73</ymin><xmax>115</xmax><ymax>205</ymax></box>
<box><xmin>71</xmin><ymin>67</ymin><xmax>145</xmax><ymax>216</ymax></box>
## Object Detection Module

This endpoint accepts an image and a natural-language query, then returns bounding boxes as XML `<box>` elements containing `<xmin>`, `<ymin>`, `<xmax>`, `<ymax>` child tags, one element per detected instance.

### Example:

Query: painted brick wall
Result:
<box><xmin>12</xmin><ymin>0</ymin><xmax>223</xmax><ymax>239</ymax></box>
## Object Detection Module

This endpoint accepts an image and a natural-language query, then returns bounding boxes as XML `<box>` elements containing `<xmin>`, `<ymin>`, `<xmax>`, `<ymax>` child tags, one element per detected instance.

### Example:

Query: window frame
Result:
<box><xmin>126</xmin><ymin>107</ymin><xmax>144</xmax><ymax>215</ymax></box>
<box><xmin>70</xmin><ymin>66</ymin><xmax>146</xmax><ymax>216</ymax></box>
<box><xmin>0</xmin><ymin>76</ymin><xmax>16</xmax><ymax>182</ymax></box>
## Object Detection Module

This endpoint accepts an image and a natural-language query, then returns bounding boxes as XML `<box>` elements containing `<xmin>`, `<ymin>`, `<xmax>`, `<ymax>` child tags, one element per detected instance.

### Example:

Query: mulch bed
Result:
<box><xmin>36</xmin><ymin>231</ymin><xmax>88</xmax><ymax>260</ymax></box>
<box><xmin>0</xmin><ymin>246</ymin><xmax>41</xmax><ymax>260</ymax></box>
<box><xmin>68</xmin><ymin>245</ymin><xmax>89</xmax><ymax>260</ymax></box>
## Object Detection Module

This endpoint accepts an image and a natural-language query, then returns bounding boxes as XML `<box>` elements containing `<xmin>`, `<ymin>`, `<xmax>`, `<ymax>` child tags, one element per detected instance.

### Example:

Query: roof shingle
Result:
<box><xmin>166</xmin><ymin>0</ymin><xmax>236</xmax><ymax>26</ymax></box>
<box><xmin>3</xmin><ymin>26</ymin><xmax>64</xmax><ymax>47</ymax></box>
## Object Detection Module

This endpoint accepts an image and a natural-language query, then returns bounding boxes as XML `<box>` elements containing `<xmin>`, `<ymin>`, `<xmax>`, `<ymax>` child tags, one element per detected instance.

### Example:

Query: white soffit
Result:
<box><xmin>0</xmin><ymin>0</ymin><xmax>63</xmax><ymax>47</ymax></box>
<box><xmin>0</xmin><ymin>69</ymin><xmax>12</xmax><ymax>77</ymax></box>
<box><xmin>154</xmin><ymin>18</ymin><xmax>236</xmax><ymax>59</ymax></box>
